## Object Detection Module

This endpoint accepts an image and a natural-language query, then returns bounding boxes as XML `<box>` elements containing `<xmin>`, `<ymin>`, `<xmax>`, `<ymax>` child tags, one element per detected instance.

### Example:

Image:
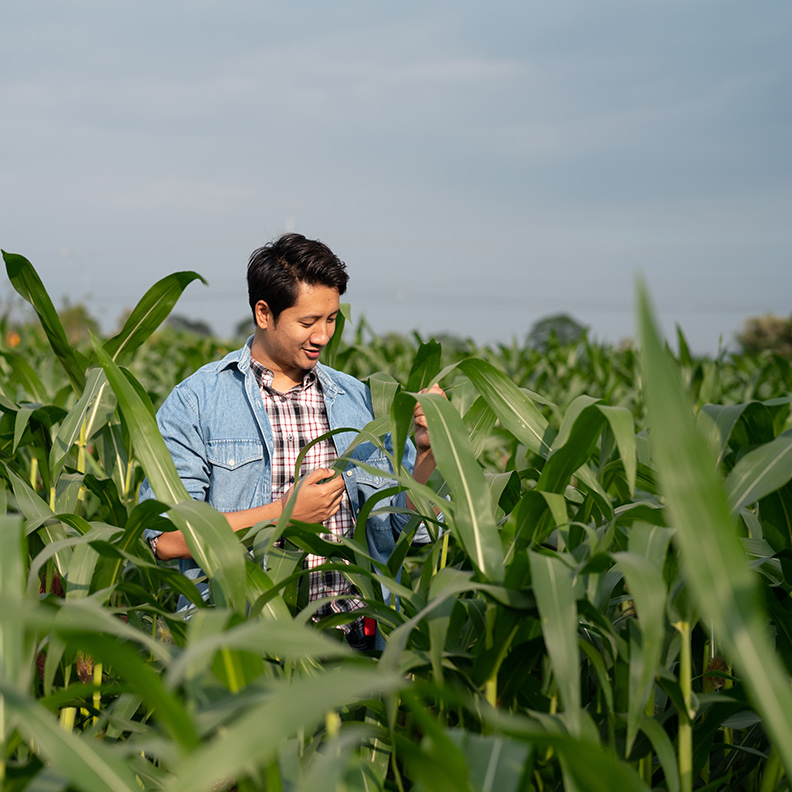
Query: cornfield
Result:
<box><xmin>2</xmin><ymin>250</ymin><xmax>792</xmax><ymax>792</ymax></box>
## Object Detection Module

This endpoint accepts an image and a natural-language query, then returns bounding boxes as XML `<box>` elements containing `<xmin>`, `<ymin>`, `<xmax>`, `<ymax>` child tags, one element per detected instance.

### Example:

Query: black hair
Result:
<box><xmin>247</xmin><ymin>233</ymin><xmax>349</xmax><ymax>320</ymax></box>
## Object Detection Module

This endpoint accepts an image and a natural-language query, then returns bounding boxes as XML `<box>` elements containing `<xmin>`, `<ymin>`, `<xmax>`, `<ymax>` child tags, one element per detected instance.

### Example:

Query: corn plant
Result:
<box><xmin>2</xmin><ymin>250</ymin><xmax>792</xmax><ymax>791</ymax></box>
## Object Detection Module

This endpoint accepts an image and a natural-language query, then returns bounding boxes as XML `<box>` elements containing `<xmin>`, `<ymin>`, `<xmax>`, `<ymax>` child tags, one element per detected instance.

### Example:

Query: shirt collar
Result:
<box><xmin>249</xmin><ymin>357</ymin><xmax>318</xmax><ymax>394</ymax></box>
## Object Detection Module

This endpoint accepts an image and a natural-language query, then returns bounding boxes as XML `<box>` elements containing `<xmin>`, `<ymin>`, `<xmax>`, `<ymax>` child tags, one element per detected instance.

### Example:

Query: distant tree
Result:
<box><xmin>736</xmin><ymin>313</ymin><xmax>792</xmax><ymax>357</ymax></box>
<box><xmin>167</xmin><ymin>314</ymin><xmax>213</xmax><ymax>337</ymax></box>
<box><xmin>528</xmin><ymin>313</ymin><xmax>587</xmax><ymax>351</ymax></box>
<box><xmin>58</xmin><ymin>299</ymin><xmax>100</xmax><ymax>346</ymax></box>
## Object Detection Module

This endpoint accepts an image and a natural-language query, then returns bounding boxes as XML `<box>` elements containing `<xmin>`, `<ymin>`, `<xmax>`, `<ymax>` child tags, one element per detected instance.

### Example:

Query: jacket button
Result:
<box><xmin>345</xmin><ymin>470</ymin><xmax>353</xmax><ymax>477</ymax></box>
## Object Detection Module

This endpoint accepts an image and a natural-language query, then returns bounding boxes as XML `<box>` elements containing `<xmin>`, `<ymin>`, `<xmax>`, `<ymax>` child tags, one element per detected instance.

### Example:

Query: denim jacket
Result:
<box><xmin>140</xmin><ymin>339</ymin><xmax>417</xmax><ymax>615</ymax></box>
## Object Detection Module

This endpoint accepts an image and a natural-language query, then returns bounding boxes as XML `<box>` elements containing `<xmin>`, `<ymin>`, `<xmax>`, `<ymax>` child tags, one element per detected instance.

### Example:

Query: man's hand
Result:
<box><xmin>414</xmin><ymin>383</ymin><xmax>446</xmax><ymax>454</ymax></box>
<box><xmin>281</xmin><ymin>467</ymin><xmax>346</xmax><ymax>524</ymax></box>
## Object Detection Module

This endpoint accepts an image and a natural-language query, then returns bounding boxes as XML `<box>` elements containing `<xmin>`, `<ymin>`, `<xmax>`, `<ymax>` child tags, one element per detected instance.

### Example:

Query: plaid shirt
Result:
<box><xmin>250</xmin><ymin>359</ymin><xmax>367</xmax><ymax>646</ymax></box>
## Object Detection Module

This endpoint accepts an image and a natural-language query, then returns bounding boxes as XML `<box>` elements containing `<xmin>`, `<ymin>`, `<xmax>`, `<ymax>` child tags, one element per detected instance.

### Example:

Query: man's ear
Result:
<box><xmin>254</xmin><ymin>300</ymin><xmax>272</xmax><ymax>330</ymax></box>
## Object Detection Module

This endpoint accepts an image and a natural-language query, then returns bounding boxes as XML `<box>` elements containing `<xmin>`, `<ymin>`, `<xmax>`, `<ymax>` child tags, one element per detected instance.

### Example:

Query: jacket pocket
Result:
<box><xmin>206</xmin><ymin>440</ymin><xmax>265</xmax><ymax>511</ymax></box>
<box><xmin>206</xmin><ymin>439</ymin><xmax>264</xmax><ymax>471</ymax></box>
<box><xmin>352</xmin><ymin>453</ymin><xmax>396</xmax><ymax>489</ymax></box>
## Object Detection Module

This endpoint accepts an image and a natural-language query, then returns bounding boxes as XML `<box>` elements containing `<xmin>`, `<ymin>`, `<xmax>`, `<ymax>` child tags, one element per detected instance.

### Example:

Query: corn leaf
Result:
<box><xmin>528</xmin><ymin>550</ymin><xmax>581</xmax><ymax>736</ymax></box>
<box><xmin>453</xmin><ymin>358</ymin><xmax>556</xmax><ymax>459</ymax></box>
<box><xmin>168</xmin><ymin>610</ymin><xmax>351</xmax><ymax>688</ymax></box>
<box><xmin>0</xmin><ymin>516</ymin><xmax>29</xmax><ymax>690</ymax></box>
<box><xmin>486</xmin><ymin>710</ymin><xmax>648</xmax><ymax>792</ymax></box>
<box><xmin>0</xmin><ymin>350</ymin><xmax>47</xmax><ymax>403</ymax></box>
<box><xmin>0</xmin><ymin>679</ymin><xmax>141</xmax><ymax>792</ymax></box>
<box><xmin>597</xmin><ymin>404</ymin><xmax>637</xmax><ymax>496</ymax></box>
<box><xmin>538</xmin><ymin>401</ymin><xmax>606</xmax><ymax>496</ymax></box>
<box><xmin>101</xmin><ymin>271</ymin><xmax>207</xmax><ymax>366</ymax></box>
<box><xmin>444</xmin><ymin>730</ymin><xmax>533</xmax><ymax>792</ymax></box>
<box><xmin>3</xmin><ymin>250</ymin><xmax>87</xmax><ymax>393</ymax></box>
<box><xmin>321</xmin><ymin>301</ymin><xmax>350</xmax><ymax>369</ymax></box>
<box><xmin>615</xmin><ymin>551</ymin><xmax>667</xmax><ymax>752</ymax></box>
<box><xmin>91</xmin><ymin>337</ymin><xmax>248</xmax><ymax>611</ymax></box>
<box><xmin>50</xmin><ymin>367</ymin><xmax>115</xmax><ymax>479</ymax></box>
<box><xmin>167</xmin><ymin>667</ymin><xmax>404</xmax><ymax>792</ymax></box>
<box><xmin>406</xmin><ymin>339</ymin><xmax>442</xmax><ymax>393</ymax></box>
<box><xmin>725</xmin><ymin>431</ymin><xmax>792</xmax><ymax>513</ymax></box>
<box><xmin>416</xmin><ymin>391</ymin><xmax>503</xmax><ymax>582</ymax></box>
<box><xmin>638</xmin><ymin>281</ymin><xmax>792</xmax><ymax>780</ymax></box>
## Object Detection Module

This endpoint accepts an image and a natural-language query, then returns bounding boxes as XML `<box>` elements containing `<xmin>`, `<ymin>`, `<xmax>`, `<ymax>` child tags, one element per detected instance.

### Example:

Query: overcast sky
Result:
<box><xmin>2</xmin><ymin>1</ymin><xmax>790</xmax><ymax>354</ymax></box>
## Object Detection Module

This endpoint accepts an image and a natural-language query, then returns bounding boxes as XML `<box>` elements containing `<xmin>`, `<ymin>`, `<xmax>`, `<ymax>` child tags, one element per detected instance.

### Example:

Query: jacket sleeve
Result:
<box><xmin>140</xmin><ymin>384</ymin><xmax>209</xmax><ymax>543</ymax></box>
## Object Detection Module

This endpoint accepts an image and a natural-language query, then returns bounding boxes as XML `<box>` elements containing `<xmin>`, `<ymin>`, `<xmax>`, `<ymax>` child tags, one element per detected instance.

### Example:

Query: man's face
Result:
<box><xmin>253</xmin><ymin>281</ymin><xmax>340</xmax><ymax>385</ymax></box>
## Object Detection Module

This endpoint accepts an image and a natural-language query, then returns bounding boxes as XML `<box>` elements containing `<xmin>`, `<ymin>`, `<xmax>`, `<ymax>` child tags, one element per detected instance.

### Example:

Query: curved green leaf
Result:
<box><xmin>0</xmin><ymin>516</ymin><xmax>30</xmax><ymax>688</ymax></box>
<box><xmin>638</xmin><ymin>281</ymin><xmax>792</xmax><ymax>781</ymax></box>
<box><xmin>167</xmin><ymin>610</ymin><xmax>351</xmax><ymax>687</ymax></box>
<box><xmin>407</xmin><ymin>339</ymin><xmax>442</xmax><ymax>393</ymax></box>
<box><xmin>528</xmin><ymin>550</ymin><xmax>581</xmax><ymax>735</ymax></box>
<box><xmin>615</xmin><ymin>551</ymin><xmax>667</xmax><ymax>751</ymax></box>
<box><xmin>0</xmin><ymin>679</ymin><xmax>140</xmax><ymax>792</ymax></box>
<box><xmin>0</xmin><ymin>350</ymin><xmax>46</xmax><ymax>403</ymax></box>
<box><xmin>416</xmin><ymin>391</ymin><xmax>503</xmax><ymax>582</ymax></box>
<box><xmin>597</xmin><ymin>404</ymin><xmax>637</xmax><ymax>496</ymax></box>
<box><xmin>486</xmin><ymin>709</ymin><xmax>649</xmax><ymax>792</ymax></box>
<box><xmin>697</xmin><ymin>401</ymin><xmax>775</xmax><ymax>466</ymax></box>
<box><xmin>449</xmin><ymin>358</ymin><xmax>556</xmax><ymax>458</ymax></box>
<box><xmin>3</xmin><ymin>250</ymin><xmax>87</xmax><ymax>393</ymax></box>
<box><xmin>91</xmin><ymin>336</ymin><xmax>247</xmax><ymax>611</ymax></box>
<box><xmin>444</xmin><ymin>730</ymin><xmax>533</xmax><ymax>792</ymax></box>
<box><xmin>538</xmin><ymin>401</ymin><xmax>606</xmax><ymax>496</ymax></box>
<box><xmin>50</xmin><ymin>367</ymin><xmax>115</xmax><ymax>479</ymax></box>
<box><xmin>167</xmin><ymin>667</ymin><xmax>404</xmax><ymax>792</ymax></box>
<box><xmin>321</xmin><ymin>301</ymin><xmax>350</xmax><ymax>369</ymax></box>
<box><xmin>726</xmin><ymin>431</ymin><xmax>792</xmax><ymax>513</ymax></box>
<box><xmin>638</xmin><ymin>715</ymin><xmax>680</xmax><ymax>792</ymax></box>
<box><xmin>91</xmin><ymin>337</ymin><xmax>189</xmax><ymax>505</ymax></box>
<box><xmin>102</xmin><ymin>270</ymin><xmax>207</xmax><ymax>366</ymax></box>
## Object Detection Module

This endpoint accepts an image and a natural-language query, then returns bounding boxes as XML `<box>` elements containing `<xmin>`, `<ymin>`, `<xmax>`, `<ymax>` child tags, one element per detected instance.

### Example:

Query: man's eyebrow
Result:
<box><xmin>298</xmin><ymin>309</ymin><xmax>339</xmax><ymax>320</ymax></box>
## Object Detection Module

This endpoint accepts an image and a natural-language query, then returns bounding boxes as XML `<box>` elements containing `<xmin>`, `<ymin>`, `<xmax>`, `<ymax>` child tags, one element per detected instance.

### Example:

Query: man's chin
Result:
<box><xmin>302</xmin><ymin>350</ymin><xmax>322</xmax><ymax>365</ymax></box>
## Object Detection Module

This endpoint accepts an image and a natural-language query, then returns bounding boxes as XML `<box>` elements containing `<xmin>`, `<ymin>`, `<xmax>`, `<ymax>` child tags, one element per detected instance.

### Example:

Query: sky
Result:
<box><xmin>2</xmin><ymin>1</ymin><xmax>791</xmax><ymax>355</ymax></box>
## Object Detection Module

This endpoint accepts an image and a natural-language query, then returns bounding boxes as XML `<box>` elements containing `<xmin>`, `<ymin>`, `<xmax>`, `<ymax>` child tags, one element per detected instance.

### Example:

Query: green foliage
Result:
<box><xmin>2</xmin><ymin>251</ymin><xmax>792</xmax><ymax>790</ymax></box>
<box><xmin>737</xmin><ymin>313</ymin><xmax>792</xmax><ymax>358</ymax></box>
<box><xmin>527</xmin><ymin>312</ymin><xmax>588</xmax><ymax>351</ymax></box>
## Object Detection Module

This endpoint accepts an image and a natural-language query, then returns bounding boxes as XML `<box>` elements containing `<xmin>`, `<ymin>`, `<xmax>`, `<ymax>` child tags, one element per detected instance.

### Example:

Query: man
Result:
<box><xmin>141</xmin><ymin>232</ymin><xmax>442</xmax><ymax>649</ymax></box>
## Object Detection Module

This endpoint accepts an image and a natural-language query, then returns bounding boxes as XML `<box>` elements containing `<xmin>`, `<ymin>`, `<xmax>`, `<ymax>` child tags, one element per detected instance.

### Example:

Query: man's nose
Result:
<box><xmin>311</xmin><ymin>324</ymin><xmax>331</xmax><ymax>346</ymax></box>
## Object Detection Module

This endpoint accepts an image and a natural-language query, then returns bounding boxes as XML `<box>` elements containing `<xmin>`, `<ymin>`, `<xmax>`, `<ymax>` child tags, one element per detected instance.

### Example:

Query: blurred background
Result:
<box><xmin>2</xmin><ymin>0</ymin><xmax>790</xmax><ymax>354</ymax></box>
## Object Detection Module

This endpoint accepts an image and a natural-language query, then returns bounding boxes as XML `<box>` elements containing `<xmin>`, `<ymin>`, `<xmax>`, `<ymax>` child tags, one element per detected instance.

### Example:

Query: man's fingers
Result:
<box><xmin>325</xmin><ymin>474</ymin><xmax>345</xmax><ymax>492</ymax></box>
<box><xmin>302</xmin><ymin>468</ymin><xmax>346</xmax><ymax>490</ymax></box>
<box><xmin>418</xmin><ymin>383</ymin><xmax>445</xmax><ymax>398</ymax></box>
<box><xmin>414</xmin><ymin>384</ymin><xmax>447</xmax><ymax>416</ymax></box>
<box><xmin>304</xmin><ymin>467</ymin><xmax>332</xmax><ymax>484</ymax></box>
<box><xmin>413</xmin><ymin>384</ymin><xmax>446</xmax><ymax>453</ymax></box>
<box><xmin>414</xmin><ymin>387</ymin><xmax>443</xmax><ymax>423</ymax></box>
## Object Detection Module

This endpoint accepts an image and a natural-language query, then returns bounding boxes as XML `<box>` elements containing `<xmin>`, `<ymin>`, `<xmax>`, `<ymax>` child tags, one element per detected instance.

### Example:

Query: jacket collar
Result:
<box><xmin>225</xmin><ymin>338</ymin><xmax>344</xmax><ymax>398</ymax></box>
<box><xmin>315</xmin><ymin>362</ymin><xmax>342</xmax><ymax>398</ymax></box>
